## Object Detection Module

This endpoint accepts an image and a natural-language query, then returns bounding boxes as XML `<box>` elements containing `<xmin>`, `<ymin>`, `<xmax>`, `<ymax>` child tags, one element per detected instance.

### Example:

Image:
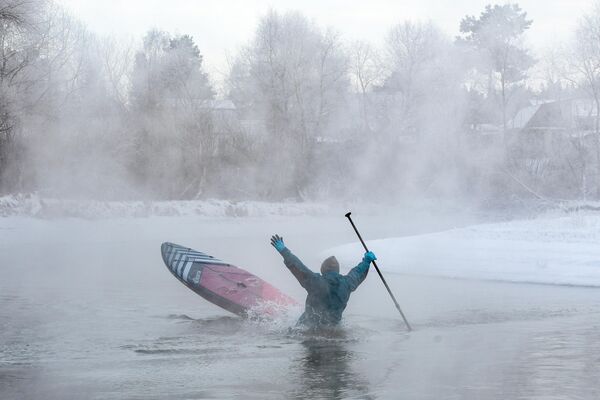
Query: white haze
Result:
<box><xmin>1</xmin><ymin>0</ymin><xmax>600</xmax><ymax>207</ymax></box>
<box><xmin>0</xmin><ymin>0</ymin><xmax>598</xmax><ymax>207</ymax></box>
<box><xmin>56</xmin><ymin>0</ymin><xmax>586</xmax><ymax>78</ymax></box>
<box><xmin>4</xmin><ymin>3</ymin><xmax>600</xmax><ymax>399</ymax></box>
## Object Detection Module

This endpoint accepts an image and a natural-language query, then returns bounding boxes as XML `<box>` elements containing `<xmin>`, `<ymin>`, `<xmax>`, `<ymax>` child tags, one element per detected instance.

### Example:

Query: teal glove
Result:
<box><xmin>363</xmin><ymin>251</ymin><xmax>377</xmax><ymax>264</ymax></box>
<box><xmin>270</xmin><ymin>234</ymin><xmax>286</xmax><ymax>253</ymax></box>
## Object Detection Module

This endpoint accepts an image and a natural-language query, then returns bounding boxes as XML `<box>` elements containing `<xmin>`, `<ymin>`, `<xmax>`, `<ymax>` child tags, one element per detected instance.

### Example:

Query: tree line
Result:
<box><xmin>1</xmin><ymin>0</ymin><xmax>600</xmax><ymax>204</ymax></box>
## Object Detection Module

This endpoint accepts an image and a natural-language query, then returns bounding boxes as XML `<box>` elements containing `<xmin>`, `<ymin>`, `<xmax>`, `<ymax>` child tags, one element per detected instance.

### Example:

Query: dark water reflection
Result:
<box><xmin>3</xmin><ymin>276</ymin><xmax>600</xmax><ymax>400</ymax></box>
<box><xmin>293</xmin><ymin>333</ymin><xmax>373</xmax><ymax>400</ymax></box>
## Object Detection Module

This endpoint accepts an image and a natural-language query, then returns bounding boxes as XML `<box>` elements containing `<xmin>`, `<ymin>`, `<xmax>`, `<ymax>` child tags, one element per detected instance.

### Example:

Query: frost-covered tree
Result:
<box><xmin>349</xmin><ymin>40</ymin><xmax>383</xmax><ymax>133</ymax></box>
<box><xmin>229</xmin><ymin>10</ymin><xmax>348</xmax><ymax>199</ymax></box>
<box><xmin>0</xmin><ymin>0</ymin><xmax>122</xmax><ymax>194</ymax></box>
<box><xmin>382</xmin><ymin>21</ymin><xmax>457</xmax><ymax>140</ymax></box>
<box><xmin>378</xmin><ymin>21</ymin><xmax>468</xmax><ymax>199</ymax></box>
<box><xmin>130</xmin><ymin>30</ymin><xmax>215</xmax><ymax>198</ymax></box>
<box><xmin>131</xmin><ymin>32</ymin><xmax>212</xmax><ymax>111</ymax></box>
<box><xmin>0</xmin><ymin>0</ymin><xmax>88</xmax><ymax>194</ymax></box>
<box><xmin>0</xmin><ymin>0</ymin><xmax>42</xmax><ymax>192</ymax></box>
<box><xmin>18</xmin><ymin>4</ymin><xmax>123</xmax><ymax>197</ymax></box>
<box><xmin>567</xmin><ymin>1</ymin><xmax>600</xmax><ymax>197</ymax></box>
<box><xmin>458</xmin><ymin>4</ymin><xmax>534</xmax><ymax>148</ymax></box>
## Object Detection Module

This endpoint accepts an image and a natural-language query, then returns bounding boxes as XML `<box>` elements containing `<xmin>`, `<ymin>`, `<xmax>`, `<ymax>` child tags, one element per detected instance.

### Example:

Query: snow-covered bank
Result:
<box><xmin>328</xmin><ymin>215</ymin><xmax>600</xmax><ymax>287</ymax></box>
<box><xmin>0</xmin><ymin>193</ymin><xmax>332</xmax><ymax>219</ymax></box>
<box><xmin>0</xmin><ymin>193</ymin><xmax>486</xmax><ymax>220</ymax></box>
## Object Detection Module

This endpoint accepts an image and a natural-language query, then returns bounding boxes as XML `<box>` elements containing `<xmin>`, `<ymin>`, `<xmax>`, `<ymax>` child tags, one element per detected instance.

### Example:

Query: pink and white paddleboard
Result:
<box><xmin>161</xmin><ymin>242</ymin><xmax>297</xmax><ymax>317</ymax></box>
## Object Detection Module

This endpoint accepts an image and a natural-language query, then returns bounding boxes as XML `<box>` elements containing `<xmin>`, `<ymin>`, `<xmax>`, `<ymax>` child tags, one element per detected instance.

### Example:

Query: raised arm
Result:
<box><xmin>345</xmin><ymin>251</ymin><xmax>376</xmax><ymax>292</ymax></box>
<box><xmin>271</xmin><ymin>235</ymin><xmax>318</xmax><ymax>291</ymax></box>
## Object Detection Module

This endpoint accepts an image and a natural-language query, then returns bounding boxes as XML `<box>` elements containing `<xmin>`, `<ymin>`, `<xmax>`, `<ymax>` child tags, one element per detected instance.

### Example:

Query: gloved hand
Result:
<box><xmin>270</xmin><ymin>234</ymin><xmax>286</xmax><ymax>253</ymax></box>
<box><xmin>363</xmin><ymin>251</ymin><xmax>377</xmax><ymax>264</ymax></box>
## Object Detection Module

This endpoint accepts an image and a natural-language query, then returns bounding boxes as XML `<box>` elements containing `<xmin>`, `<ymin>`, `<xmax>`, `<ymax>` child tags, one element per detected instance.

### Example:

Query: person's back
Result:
<box><xmin>270</xmin><ymin>235</ymin><xmax>376</xmax><ymax>327</ymax></box>
<box><xmin>297</xmin><ymin>269</ymin><xmax>357</xmax><ymax>326</ymax></box>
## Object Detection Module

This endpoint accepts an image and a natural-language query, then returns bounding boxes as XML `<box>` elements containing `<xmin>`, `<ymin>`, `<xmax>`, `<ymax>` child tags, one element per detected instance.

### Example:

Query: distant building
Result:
<box><xmin>515</xmin><ymin>98</ymin><xmax>598</xmax><ymax>158</ymax></box>
<box><xmin>200</xmin><ymin>99</ymin><xmax>240</xmax><ymax>136</ymax></box>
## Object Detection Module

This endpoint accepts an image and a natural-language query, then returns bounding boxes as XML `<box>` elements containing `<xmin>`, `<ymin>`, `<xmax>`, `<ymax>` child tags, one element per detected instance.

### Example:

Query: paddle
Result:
<box><xmin>345</xmin><ymin>212</ymin><xmax>412</xmax><ymax>331</ymax></box>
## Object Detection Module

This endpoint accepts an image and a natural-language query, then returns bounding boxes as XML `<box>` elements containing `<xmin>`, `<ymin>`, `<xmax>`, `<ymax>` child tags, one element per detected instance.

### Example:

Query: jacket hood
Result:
<box><xmin>320</xmin><ymin>256</ymin><xmax>340</xmax><ymax>274</ymax></box>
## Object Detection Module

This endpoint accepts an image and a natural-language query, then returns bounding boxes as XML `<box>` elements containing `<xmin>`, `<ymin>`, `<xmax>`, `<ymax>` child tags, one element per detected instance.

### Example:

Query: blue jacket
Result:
<box><xmin>280</xmin><ymin>248</ymin><xmax>370</xmax><ymax>326</ymax></box>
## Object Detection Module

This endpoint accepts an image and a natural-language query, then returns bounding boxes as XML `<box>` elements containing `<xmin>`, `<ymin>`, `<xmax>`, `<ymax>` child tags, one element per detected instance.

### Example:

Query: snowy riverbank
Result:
<box><xmin>329</xmin><ymin>214</ymin><xmax>600</xmax><ymax>287</ymax></box>
<box><xmin>0</xmin><ymin>193</ymin><xmax>333</xmax><ymax>219</ymax></box>
<box><xmin>0</xmin><ymin>193</ymin><xmax>481</xmax><ymax>220</ymax></box>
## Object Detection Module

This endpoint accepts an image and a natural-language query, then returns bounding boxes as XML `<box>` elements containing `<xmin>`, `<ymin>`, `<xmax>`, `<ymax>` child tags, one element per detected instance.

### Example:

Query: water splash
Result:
<box><xmin>245</xmin><ymin>300</ymin><xmax>303</xmax><ymax>332</ymax></box>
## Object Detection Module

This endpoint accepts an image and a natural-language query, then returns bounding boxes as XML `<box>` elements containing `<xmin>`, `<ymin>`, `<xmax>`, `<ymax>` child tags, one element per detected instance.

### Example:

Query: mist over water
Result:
<box><xmin>2</xmin><ymin>214</ymin><xmax>600</xmax><ymax>399</ymax></box>
<box><xmin>2</xmin><ymin>1</ymin><xmax>600</xmax><ymax>399</ymax></box>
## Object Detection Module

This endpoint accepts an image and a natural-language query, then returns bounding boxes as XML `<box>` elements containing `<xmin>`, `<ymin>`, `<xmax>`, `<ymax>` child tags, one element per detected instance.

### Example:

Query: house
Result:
<box><xmin>201</xmin><ymin>99</ymin><xmax>240</xmax><ymax>136</ymax></box>
<box><xmin>515</xmin><ymin>98</ymin><xmax>598</xmax><ymax>158</ymax></box>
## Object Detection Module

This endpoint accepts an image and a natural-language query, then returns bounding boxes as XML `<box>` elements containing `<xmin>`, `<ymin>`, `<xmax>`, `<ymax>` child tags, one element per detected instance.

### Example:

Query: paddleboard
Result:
<box><xmin>161</xmin><ymin>242</ymin><xmax>297</xmax><ymax>317</ymax></box>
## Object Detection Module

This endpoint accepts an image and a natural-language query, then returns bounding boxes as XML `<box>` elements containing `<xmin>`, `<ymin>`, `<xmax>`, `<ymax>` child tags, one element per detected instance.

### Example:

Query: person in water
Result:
<box><xmin>270</xmin><ymin>234</ymin><xmax>376</xmax><ymax>326</ymax></box>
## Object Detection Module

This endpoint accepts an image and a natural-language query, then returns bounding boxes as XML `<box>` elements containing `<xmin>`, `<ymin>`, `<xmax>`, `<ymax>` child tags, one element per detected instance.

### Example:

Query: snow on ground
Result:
<box><xmin>0</xmin><ymin>193</ymin><xmax>331</xmax><ymax>218</ymax></box>
<box><xmin>328</xmin><ymin>214</ymin><xmax>600</xmax><ymax>287</ymax></box>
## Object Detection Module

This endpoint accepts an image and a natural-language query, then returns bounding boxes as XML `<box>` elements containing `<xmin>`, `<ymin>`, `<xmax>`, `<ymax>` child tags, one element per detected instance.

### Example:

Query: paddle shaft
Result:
<box><xmin>345</xmin><ymin>212</ymin><xmax>412</xmax><ymax>331</ymax></box>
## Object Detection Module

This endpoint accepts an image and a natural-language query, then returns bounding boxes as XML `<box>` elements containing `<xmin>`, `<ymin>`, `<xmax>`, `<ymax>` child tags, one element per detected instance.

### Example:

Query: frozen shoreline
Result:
<box><xmin>328</xmin><ymin>214</ymin><xmax>600</xmax><ymax>287</ymax></box>
<box><xmin>0</xmin><ymin>193</ymin><xmax>483</xmax><ymax>220</ymax></box>
<box><xmin>0</xmin><ymin>193</ymin><xmax>333</xmax><ymax>219</ymax></box>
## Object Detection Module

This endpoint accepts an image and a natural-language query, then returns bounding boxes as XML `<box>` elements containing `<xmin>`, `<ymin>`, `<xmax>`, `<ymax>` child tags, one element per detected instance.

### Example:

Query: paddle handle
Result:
<box><xmin>345</xmin><ymin>212</ymin><xmax>412</xmax><ymax>331</ymax></box>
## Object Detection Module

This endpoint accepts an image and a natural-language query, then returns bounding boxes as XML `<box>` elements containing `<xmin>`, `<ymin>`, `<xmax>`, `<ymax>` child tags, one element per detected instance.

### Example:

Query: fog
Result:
<box><xmin>2</xmin><ymin>1</ymin><xmax>600</xmax><ymax>205</ymax></box>
<box><xmin>3</xmin><ymin>1</ymin><xmax>600</xmax><ymax>399</ymax></box>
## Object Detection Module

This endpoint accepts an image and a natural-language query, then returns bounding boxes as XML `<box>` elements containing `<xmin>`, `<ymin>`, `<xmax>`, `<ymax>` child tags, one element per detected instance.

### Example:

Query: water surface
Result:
<box><xmin>1</xmin><ymin>213</ymin><xmax>599</xmax><ymax>399</ymax></box>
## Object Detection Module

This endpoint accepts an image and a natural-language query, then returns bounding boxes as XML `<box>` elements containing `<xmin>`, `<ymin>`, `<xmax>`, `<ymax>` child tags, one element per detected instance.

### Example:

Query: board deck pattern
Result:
<box><xmin>161</xmin><ymin>242</ymin><xmax>296</xmax><ymax>317</ymax></box>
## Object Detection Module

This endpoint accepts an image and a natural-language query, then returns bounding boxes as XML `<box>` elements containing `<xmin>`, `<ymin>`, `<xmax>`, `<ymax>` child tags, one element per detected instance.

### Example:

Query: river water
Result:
<box><xmin>1</xmin><ymin>212</ymin><xmax>600</xmax><ymax>399</ymax></box>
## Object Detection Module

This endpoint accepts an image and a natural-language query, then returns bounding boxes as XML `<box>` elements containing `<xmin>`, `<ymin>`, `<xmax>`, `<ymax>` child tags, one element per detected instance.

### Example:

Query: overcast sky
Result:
<box><xmin>56</xmin><ymin>0</ymin><xmax>592</xmax><ymax>83</ymax></box>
